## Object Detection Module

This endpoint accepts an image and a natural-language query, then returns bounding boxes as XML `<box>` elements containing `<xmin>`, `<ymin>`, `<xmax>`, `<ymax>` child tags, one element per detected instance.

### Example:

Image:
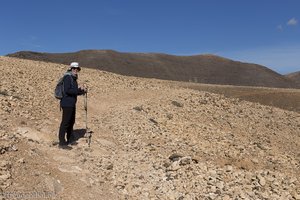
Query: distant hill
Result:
<box><xmin>7</xmin><ymin>50</ymin><xmax>299</xmax><ymax>88</ymax></box>
<box><xmin>285</xmin><ymin>71</ymin><xmax>300</xmax><ymax>85</ymax></box>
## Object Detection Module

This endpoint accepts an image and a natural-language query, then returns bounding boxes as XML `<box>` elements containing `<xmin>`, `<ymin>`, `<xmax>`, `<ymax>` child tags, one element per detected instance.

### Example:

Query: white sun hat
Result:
<box><xmin>70</xmin><ymin>62</ymin><xmax>81</xmax><ymax>71</ymax></box>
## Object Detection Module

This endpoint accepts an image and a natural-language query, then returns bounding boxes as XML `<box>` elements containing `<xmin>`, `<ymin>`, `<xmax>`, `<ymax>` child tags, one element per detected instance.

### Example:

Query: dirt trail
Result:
<box><xmin>1</xmin><ymin>57</ymin><xmax>300</xmax><ymax>200</ymax></box>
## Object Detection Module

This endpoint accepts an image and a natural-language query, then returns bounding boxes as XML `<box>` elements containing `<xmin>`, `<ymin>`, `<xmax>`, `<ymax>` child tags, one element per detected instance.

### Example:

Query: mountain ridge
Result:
<box><xmin>7</xmin><ymin>50</ymin><xmax>299</xmax><ymax>89</ymax></box>
<box><xmin>285</xmin><ymin>71</ymin><xmax>300</xmax><ymax>85</ymax></box>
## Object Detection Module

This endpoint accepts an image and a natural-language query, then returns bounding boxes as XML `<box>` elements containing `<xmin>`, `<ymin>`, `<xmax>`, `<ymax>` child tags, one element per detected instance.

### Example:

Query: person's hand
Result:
<box><xmin>79</xmin><ymin>85</ymin><xmax>88</xmax><ymax>93</ymax></box>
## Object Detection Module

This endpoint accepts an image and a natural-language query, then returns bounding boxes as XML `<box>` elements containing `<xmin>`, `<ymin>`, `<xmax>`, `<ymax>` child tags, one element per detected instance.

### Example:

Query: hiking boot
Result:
<box><xmin>58</xmin><ymin>145</ymin><xmax>72</xmax><ymax>150</ymax></box>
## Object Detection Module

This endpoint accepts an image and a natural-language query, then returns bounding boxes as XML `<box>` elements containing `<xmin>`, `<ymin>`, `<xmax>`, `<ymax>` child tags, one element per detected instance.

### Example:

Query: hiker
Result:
<box><xmin>58</xmin><ymin>62</ymin><xmax>87</xmax><ymax>149</ymax></box>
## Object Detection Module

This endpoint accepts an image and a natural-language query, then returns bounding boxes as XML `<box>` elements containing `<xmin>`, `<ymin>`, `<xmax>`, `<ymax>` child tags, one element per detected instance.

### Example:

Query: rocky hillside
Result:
<box><xmin>0</xmin><ymin>56</ymin><xmax>300</xmax><ymax>200</ymax></box>
<box><xmin>7</xmin><ymin>50</ymin><xmax>299</xmax><ymax>89</ymax></box>
<box><xmin>285</xmin><ymin>71</ymin><xmax>300</xmax><ymax>85</ymax></box>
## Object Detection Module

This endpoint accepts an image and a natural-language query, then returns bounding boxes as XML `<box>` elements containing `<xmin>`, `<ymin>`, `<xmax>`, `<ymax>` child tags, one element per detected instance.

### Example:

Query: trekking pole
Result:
<box><xmin>84</xmin><ymin>86</ymin><xmax>92</xmax><ymax>147</ymax></box>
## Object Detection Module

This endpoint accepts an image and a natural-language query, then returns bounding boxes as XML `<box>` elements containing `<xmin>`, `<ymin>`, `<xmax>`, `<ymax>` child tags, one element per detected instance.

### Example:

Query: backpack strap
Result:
<box><xmin>63</xmin><ymin>73</ymin><xmax>74</xmax><ymax>86</ymax></box>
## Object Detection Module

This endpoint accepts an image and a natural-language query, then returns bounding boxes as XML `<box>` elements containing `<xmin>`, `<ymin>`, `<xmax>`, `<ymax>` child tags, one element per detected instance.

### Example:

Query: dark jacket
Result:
<box><xmin>60</xmin><ymin>73</ymin><xmax>85</xmax><ymax>108</ymax></box>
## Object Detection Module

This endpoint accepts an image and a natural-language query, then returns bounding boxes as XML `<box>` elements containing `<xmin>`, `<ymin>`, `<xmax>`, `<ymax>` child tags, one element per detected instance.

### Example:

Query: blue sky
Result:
<box><xmin>1</xmin><ymin>0</ymin><xmax>299</xmax><ymax>74</ymax></box>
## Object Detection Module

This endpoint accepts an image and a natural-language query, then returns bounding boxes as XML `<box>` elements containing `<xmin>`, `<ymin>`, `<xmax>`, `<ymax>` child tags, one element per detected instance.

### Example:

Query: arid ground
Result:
<box><xmin>1</xmin><ymin>57</ymin><xmax>299</xmax><ymax>200</ymax></box>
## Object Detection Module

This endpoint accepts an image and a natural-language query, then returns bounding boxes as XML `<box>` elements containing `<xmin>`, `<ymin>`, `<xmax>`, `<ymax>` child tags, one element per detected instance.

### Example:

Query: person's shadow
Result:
<box><xmin>69</xmin><ymin>129</ymin><xmax>87</xmax><ymax>145</ymax></box>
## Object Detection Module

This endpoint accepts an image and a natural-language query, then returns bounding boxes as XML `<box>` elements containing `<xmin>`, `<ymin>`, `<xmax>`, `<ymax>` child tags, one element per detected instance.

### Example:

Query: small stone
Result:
<box><xmin>166</xmin><ymin>113</ymin><xmax>173</xmax><ymax>120</ymax></box>
<box><xmin>210</xmin><ymin>186</ymin><xmax>217</xmax><ymax>193</ymax></box>
<box><xmin>209</xmin><ymin>170</ymin><xmax>217</xmax><ymax>178</ymax></box>
<box><xmin>10</xmin><ymin>145</ymin><xmax>18</xmax><ymax>151</ymax></box>
<box><xmin>222</xmin><ymin>195</ymin><xmax>231</xmax><ymax>200</ymax></box>
<box><xmin>216</xmin><ymin>182</ymin><xmax>224</xmax><ymax>190</ymax></box>
<box><xmin>0</xmin><ymin>161</ymin><xmax>10</xmax><ymax>168</ymax></box>
<box><xmin>106</xmin><ymin>164</ymin><xmax>113</xmax><ymax>170</ymax></box>
<box><xmin>149</xmin><ymin>118</ymin><xmax>158</xmax><ymax>125</ymax></box>
<box><xmin>257</xmin><ymin>175</ymin><xmax>266</xmax><ymax>186</ymax></box>
<box><xmin>292</xmin><ymin>192</ymin><xmax>300</xmax><ymax>200</ymax></box>
<box><xmin>167</xmin><ymin>161</ymin><xmax>181</xmax><ymax>171</ymax></box>
<box><xmin>133</xmin><ymin>106</ymin><xmax>143</xmax><ymax>111</ymax></box>
<box><xmin>171</xmin><ymin>101</ymin><xmax>183</xmax><ymax>107</ymax></box>
<box><xmin>179</xmin><ymin>156</ymin><xmax>192</xmax><ymax>166</ymax></box>
<box><xmin>17</xmin><ymin>158</ymin><xmax>25</xmax><ymax>164</ymax></box>
<box><xmin>251</xmin><ymin>158</ymin><xmax>259</xmax><ymax>164</ymax></box>
<box><xmin>169</xmin><ymin>153</ymin><xmax>184</xmax><ymax>162</ymax></box>
<box><xmin>0</xmin><ymin>174</ymin><xmax>11</xmax><ymax>181</ymax></box>
<box><xmin>226</xmin><ymin>165</ymin><xmax>233</xmax><ymax>172</ymax></box>
<box><xmin>261</xmin><ymin>192</ymin><xmax>269</xmax><ymax>199</ymax></box>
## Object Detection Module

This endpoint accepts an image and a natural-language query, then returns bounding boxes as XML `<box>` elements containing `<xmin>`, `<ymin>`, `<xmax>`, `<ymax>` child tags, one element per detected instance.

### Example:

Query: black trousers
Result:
<box><xmin>59</xmin><ymin>107</ymin><xmax>76</xmax><ymax>145</ymax></box>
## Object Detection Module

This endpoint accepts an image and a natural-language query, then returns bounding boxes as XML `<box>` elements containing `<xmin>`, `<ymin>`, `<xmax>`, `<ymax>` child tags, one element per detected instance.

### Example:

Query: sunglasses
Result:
<box><xmin>71</xmin><ymin>67</ymin><xmax>80</xmax><ymax>71</ymax></box>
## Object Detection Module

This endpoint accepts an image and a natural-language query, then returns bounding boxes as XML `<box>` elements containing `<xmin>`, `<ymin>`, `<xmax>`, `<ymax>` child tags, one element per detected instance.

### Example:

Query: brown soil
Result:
<box><xmin>177</xmin><ymin>82</ymin><xmax>300</xmax><ymax>113</ymax></box>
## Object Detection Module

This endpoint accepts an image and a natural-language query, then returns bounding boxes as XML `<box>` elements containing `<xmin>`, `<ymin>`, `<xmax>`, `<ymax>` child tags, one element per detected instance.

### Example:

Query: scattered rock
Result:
<box><xmin>133</xmin><ymin>106</ymin><xmax>143</xmax><ymax>111</ymax></box>
<box><xmin>106</xmin><ymin>164</ymin><xmax>113</xmax><ymax>170</ymax></box>
<box><xmin>149</xmin><ymin>118</ymin><xmax>158</xmax><ymax>125</ymax></box>
<box><xmin>169</xmin><ymin>153</ymin><xmax>184</xmax><ymax>162</ymax></box>
<box><xmin>171</xmin><ymin>100</ymin><xmax>183</xmax><ymax>107</ymax></box>
<box><xmin>0</xmin><ymin>57</ymin><xmax>299</xmax><ymax>199</ymax></box>
<box><xmin>17</xmin><ymin>158</ymin><xmax>25</xmax><ymax>164</ymax></box>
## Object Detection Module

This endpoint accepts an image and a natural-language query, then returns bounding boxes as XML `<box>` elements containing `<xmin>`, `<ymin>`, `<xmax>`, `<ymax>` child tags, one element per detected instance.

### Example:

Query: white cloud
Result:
<box><xmin>287</xmin><ymin>18</ymin><xmax>298</xmax><ymax>26</ymax></box>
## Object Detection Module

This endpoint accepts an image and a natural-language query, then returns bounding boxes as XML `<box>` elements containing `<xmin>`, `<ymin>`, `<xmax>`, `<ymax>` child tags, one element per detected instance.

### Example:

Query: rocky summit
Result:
<box><xmin>0</xmin><ymin>56</ymin><xmax>299</xmax><ymax>200</ymax></box>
